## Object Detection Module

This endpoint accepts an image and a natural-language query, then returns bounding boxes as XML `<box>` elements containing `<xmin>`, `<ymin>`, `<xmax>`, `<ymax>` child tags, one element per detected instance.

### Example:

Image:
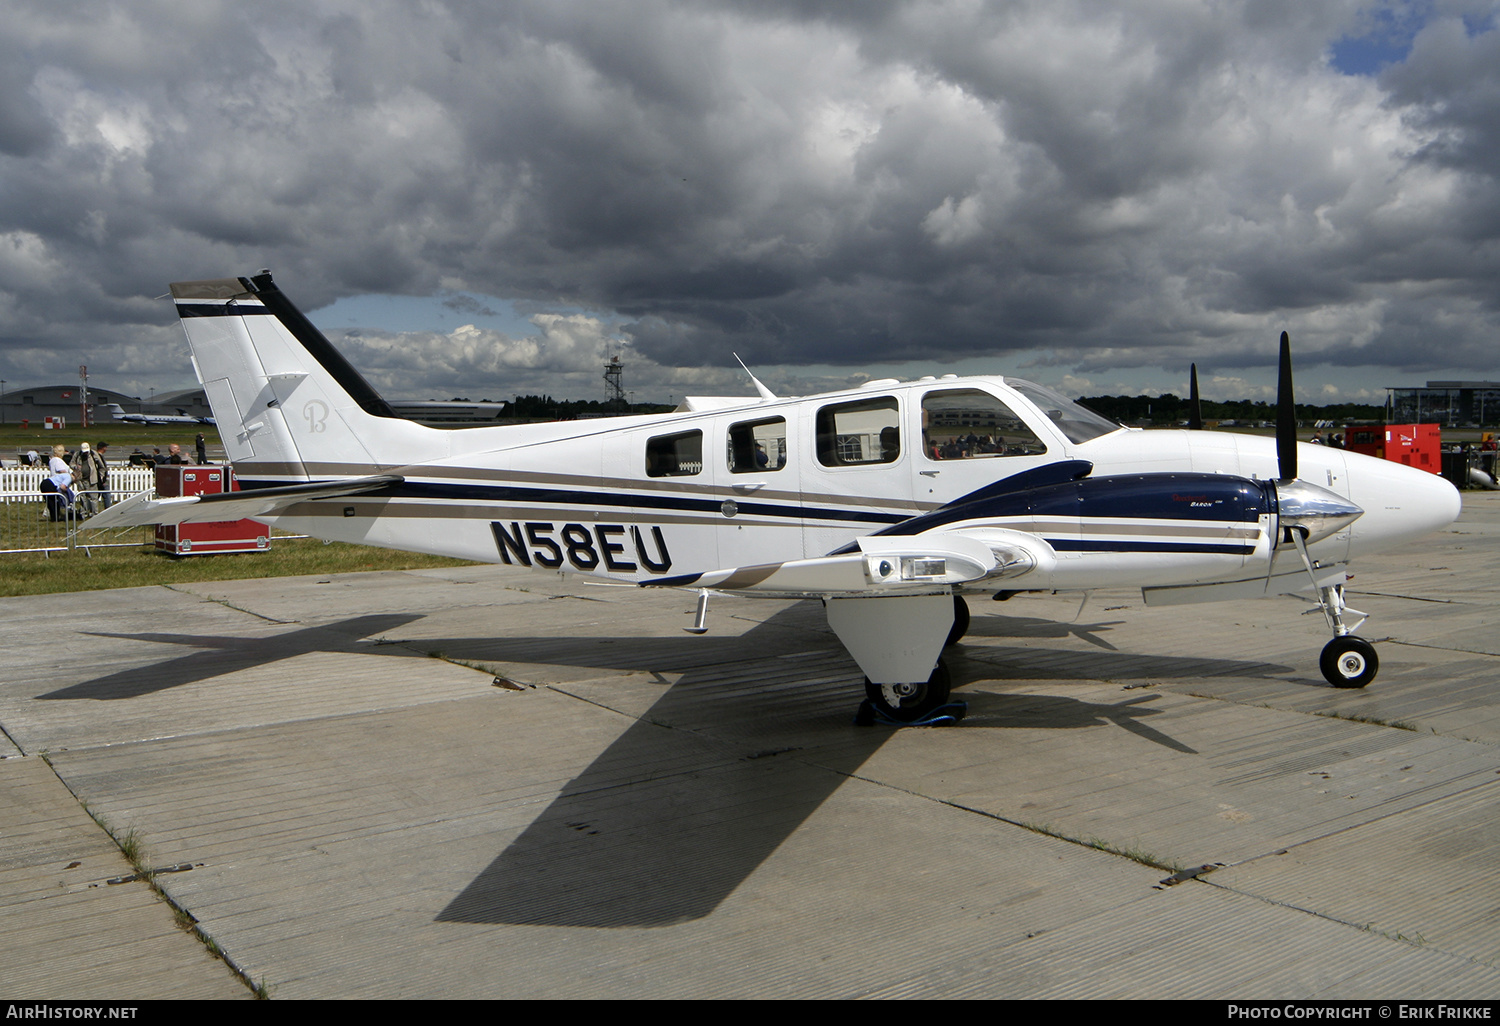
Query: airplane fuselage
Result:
<box><xmin>244</xmin><ymin>376</ymin><xmax>1458</xmax><ymax>600</ymax></box>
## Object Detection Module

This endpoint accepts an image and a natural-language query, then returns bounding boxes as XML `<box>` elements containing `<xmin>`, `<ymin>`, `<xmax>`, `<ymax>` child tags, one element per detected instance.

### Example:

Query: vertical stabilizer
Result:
<box><xmin>170</xmin><ymin>274</ymin><xmax>436</xmax><ymax>482</ymax></box>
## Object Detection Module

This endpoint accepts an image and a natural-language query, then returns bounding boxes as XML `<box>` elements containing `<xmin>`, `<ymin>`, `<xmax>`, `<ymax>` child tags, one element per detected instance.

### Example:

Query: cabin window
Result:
<box><xmin>921</xmin><ymin>389</ymin><xmax>1046</xmax><ymax>460</ymax></box>
<box><xmin>815</xmin><ymin>397</ymin><xmax>900</xmax><ymax>467</ymax></box>
<box><xmin>727</xmin><ymin>417</ymin><xmax>787</xmax><ymax>473</ymax></box>
<box><xmin>645</xmin><ymin>430</ymin><xmax>703</xmax><ymax>477</ymax></box>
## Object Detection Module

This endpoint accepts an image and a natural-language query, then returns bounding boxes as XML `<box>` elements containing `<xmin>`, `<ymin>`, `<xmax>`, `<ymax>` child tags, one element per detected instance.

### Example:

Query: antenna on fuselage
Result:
<box><xmin>733</xmin><ymin>353</ymin><xmax>778</xmax><ymax>401</ymax></box>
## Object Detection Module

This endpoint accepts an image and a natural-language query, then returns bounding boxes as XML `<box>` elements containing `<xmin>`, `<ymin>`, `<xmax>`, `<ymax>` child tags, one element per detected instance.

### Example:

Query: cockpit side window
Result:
<box><xmin>815</xmin><ymin>397</ymin><xmax>900</xmax><ymax>467</ymax></box>
<box><xmin>1006</xmin><ymin>380</ymin><xmax>1120</xmax><ymax>444</ymax></box>
<box><xmin>921</xmin><ymin>389</ymin><xmax>1047</xmax><ymax>460</ymax></box>
<box><xmin>645</xmin><ymin>430</ymin><xmax>703</xmax><ymax>477</ymax></box>
<box><xmin>727</xmin><ymin>417</ymin><xmax>787</xmax><ymax>473</ymax></box>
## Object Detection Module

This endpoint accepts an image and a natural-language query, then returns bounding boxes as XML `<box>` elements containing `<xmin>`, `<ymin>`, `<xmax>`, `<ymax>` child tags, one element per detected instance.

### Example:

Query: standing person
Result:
<box><xmin>70</xmin><ymin>442</ymin><xmax>106</xmax><ymax>516</ymax></box>
<box><xmin>94</xmin><ymin>442</ymin><xmax>113</xmax><ymax>509</ymax></box>
<box><xmin>195</xmin><ymin>432</ymin><xmax>208</xmax><ymax>465</ymax></box>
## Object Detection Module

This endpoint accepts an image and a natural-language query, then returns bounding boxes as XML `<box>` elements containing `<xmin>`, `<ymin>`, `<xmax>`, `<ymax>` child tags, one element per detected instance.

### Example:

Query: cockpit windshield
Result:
<box><xmin>1006</xmin><ymin>380</ymin><xmax>1121</xmax><ymax>444</ymax></box>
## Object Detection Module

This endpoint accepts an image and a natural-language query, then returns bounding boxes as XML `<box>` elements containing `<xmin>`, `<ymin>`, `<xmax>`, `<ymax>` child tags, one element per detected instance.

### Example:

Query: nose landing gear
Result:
<box><xmin>1311</xmin><ymin>576</ymin><xmax>1376</xmax><ymax>688</ymax></box>
<box><xmin>1321</xmin><ymin>635</ymin><xmax>1379</xmax><ymax>689</ymax></box>
<box><xmin>1287</xmin><ymin>528</ymin><xmax>1378</xmax><ymax>689</ymax></box>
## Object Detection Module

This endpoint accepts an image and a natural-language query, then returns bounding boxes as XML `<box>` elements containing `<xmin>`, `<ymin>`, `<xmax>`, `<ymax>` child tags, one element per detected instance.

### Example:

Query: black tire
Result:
<box><xmin>864</xmin><ymin>661</ymin><xmax>952</xmax><ymax>722</ymax></box>
<box><xmin>1320</xmin><ymin>636</ymin><xmax>1379</xmax><ymax>688</ymax></box>
<box><xmin>946</xmin><ymin>593</ymin><xmax>971</xmax><ymax>647</ymax></box>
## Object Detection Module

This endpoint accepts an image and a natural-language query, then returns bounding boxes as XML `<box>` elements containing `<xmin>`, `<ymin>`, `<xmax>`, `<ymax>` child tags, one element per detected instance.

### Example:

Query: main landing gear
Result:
<box><xmin>824</xmin><ymin>593</ymin><xmax>963</xmax><ymax>725</ymax></box>
<box><xmin>861</xmin><ymin>594</ymin><xmax>968</xmax><ymax>722</ymax></box>
<box><xmin>863</xmin><ymin>660</ymin><xmax>953</xmax><ymax>722</ymax></box>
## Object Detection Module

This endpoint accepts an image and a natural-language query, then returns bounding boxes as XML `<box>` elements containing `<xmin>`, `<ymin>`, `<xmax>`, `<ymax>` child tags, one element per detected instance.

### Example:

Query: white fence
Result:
<box><xmin>1</xmin><ymin>465</ymin><xmax>157</xmax><ymax>503</ymax></box>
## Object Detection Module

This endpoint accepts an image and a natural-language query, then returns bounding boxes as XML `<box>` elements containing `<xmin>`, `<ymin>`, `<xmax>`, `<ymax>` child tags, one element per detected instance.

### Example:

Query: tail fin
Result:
<box><xmin>171</xmin><ymin>273</ymin><xmax>435</xmax><ymax>482</ymax></box>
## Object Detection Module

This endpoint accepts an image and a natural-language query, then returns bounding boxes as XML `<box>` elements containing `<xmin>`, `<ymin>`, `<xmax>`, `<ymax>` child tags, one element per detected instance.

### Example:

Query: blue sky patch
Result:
<box><xmin>1329</xmin><ymin>2</ymin><xmax>1431</xmax><ymax>75</ymax></box>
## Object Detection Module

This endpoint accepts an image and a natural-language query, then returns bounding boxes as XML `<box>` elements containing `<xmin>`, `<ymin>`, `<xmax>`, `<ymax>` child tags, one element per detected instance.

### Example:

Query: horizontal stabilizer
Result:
<box><xmin>86</xmin><ymin>475</ymin><xmax>403</xmax><ymax>529</ymax></box>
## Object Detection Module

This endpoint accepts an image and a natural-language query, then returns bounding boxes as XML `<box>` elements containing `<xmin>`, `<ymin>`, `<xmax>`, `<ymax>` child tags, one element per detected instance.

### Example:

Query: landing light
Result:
<box><xmin>903</xmin><ymin>557</ymin><xmax>947</xmax><ymax>579</ymax></box>
<box><xmin>865</xmin><ymin>555</ymin><xmax>949</xmax><ymax>583</ymax></box>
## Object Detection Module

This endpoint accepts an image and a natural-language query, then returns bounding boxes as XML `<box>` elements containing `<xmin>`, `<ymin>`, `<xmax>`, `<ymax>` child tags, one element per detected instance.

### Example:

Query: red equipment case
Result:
<box><xmin>154</xmin><ymin>465</ymin><xmax>271</xmax><ymax>555</ymax></box>
<box><xmin>1343</xmin><ymin>424</ymin><xmax>1442</xmax><ymax>475</ymax></box>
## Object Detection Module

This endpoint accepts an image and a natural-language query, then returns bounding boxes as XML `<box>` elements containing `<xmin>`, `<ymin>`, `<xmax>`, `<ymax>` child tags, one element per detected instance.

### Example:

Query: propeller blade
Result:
<box><xmin>1276</xmin><ymin>331</ymin><xmax>1297</xmax><ymax>482</ymax></box>
<box><xmin>1188</xmin><ymin>363</ymin><xmax>1203</xmax><ymax>430</ymax></box>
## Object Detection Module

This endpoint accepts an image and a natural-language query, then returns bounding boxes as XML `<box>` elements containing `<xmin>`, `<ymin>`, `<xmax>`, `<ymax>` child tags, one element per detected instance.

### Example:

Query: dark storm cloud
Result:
<box><xmin>0</xmin><ymin>0</ymin><xmax>1498</xmax><ymax>400</ymax></box>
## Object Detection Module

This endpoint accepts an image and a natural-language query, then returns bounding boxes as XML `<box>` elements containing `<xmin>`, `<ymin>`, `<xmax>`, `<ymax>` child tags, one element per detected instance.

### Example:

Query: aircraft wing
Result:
<box><xmin>643</xmin><ymin>529</ymin><xmax>1048</xmax><ymax>598</ymax></box>
<box><xmin>85</xmin><ymin>475</ymin><xmax>404</xmax><ymax>529</ymax></box>
<box><xmin>643</xmin><ymin>463</ymin><xmax>1089</xmax><ymax>597</ymax></box>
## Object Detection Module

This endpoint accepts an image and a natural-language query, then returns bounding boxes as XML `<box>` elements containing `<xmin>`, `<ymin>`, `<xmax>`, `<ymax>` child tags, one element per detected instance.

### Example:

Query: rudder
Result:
<box><xmin>171</xmin><ymin>273</ymin><xmax>435</xmax><ymax>483</ymax></box>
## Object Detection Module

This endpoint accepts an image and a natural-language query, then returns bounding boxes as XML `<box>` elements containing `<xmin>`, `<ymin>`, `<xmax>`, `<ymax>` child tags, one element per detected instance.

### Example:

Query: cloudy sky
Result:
<box><xmin>1</xmin><ymin>0</ymin><xmax>1498</xmax><ymax>406</ymax></box>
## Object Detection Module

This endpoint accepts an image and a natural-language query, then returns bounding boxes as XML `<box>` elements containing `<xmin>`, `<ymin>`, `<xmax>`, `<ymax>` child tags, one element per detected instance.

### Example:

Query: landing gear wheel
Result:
<box><xmin>1320</xmin><ymin>636</ymin><xmax>1379</xmax><ymax>689</ymax></box>
<box><xmin>946</xmin><ymin>594</ymin><xmax>970</xmax><ymax>647</ymax></box>
<box><xmin>864</xmin><ymin>661</ymin><xmax>952</xmax><ymax>722</ymax></box>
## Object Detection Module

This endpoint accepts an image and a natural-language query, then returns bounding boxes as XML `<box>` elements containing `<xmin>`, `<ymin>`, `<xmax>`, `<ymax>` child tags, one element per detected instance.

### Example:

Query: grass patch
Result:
<box><xmin>1311</xmin><ymin>709</ymin><xmax>1419</xmax><ymax>731</ymax></box>
<box><xmin>0</xmin><ymin>536</ymin><xmax>480</xmax><ymax>597</ymax></box>
<box><xmin>1015</xmin><ymin>818</ymin><xmax>1183</xmax><ymax>872</ymax></box>
<box><xmin>1</xmin><ymin>423</ymin><xmax>224</xmax><ymax>451</ymax></box>
<box><xmin>117</xmin><ymin>827</ymin><xmax>149</xmax><ymax>873</ymax></box>
<box><xmin>1080</xmin><ymin>836</ymin><xmax>1179</xmax><ymax>872</ymax></box>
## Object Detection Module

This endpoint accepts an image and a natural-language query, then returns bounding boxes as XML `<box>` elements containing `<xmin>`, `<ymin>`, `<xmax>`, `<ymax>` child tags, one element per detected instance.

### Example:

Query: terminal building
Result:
<box><xmin>0</xmin><ymin>384</ymin><xmax>174</xmax><ymax>427</ymax></box>
<box><xmin>1387</xmin><ymin>382</ymin><xmax>1500</xmax><ymax>427</ymax></box>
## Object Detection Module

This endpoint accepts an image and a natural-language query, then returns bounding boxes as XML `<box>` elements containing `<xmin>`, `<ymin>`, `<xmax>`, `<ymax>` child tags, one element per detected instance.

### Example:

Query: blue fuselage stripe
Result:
<box><xmin>1047</xmin><ymin>539</ymin><xmax>1256</xmax><ymax>554</ymax></box>
<box><xmin>177</xmin><ymin>303</ymin><xmax>275</xmax><ymax>317</ymax></box>
<box><xmin>238</xmin><ymin>477</ymin><xmax>909</xmax><ymax>525</ymax></box>
<box><xmin>236</xmin><ymin>474</ymin><xmax>1268</xmax><ymax>547</ymax></box>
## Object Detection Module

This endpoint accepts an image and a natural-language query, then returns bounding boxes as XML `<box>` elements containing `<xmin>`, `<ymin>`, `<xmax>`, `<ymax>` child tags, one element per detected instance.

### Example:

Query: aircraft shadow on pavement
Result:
<box><xmin>950</xmin><ymin>641</ymin><xmax>1296</xmax><ymax>684</ymax></box>
<box><xmin>37</xmin><ymin>603</ymin><xmax>1287</xmax><ymax>928</ymax></box>
<box><xmin>964</xmin><ymin>614</ymin><xmax>1128</xmax><ymax>650</ymax></box>
<box><xmin>958</xmin><ymin>690</ymin><xmax>1200</xmax><ymax>753</ymax></box>
<box><xmin>39</xmin><ymin>614</ymin><xmax>426</xmax><ymax>700</ymax></box>
<box><xmin>436</xmin><ymin>604</ymin><xmax>883</xmax><ymax>929</ymax></box>
<box><xmin>434</xmin><ymin>608</ymin><xmax>1289</xmax><ymax>930</ymax></box>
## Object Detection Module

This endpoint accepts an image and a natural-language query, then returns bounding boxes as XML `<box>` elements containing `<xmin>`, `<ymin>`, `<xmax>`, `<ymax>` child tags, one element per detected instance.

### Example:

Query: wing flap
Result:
<box><xmin>644</xmin><ymin>530</ymin><xmax>1048</xmax><ymax>597</ymax></box>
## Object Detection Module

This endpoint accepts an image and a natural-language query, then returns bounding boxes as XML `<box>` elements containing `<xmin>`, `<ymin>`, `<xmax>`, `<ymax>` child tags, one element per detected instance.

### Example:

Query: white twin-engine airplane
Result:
<box><xmin>102</xmin><ymin>402</ymin><xmax>216</xmax><ymax>427</ymax></box>
<box><xmin>94</xmin><ymin>272</ymin><xmax>1462</xmax><ymax>721</ymax></box>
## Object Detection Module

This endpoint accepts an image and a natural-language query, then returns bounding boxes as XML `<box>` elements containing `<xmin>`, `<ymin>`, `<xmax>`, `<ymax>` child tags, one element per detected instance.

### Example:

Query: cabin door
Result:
<box><xmin>798</xmin><ymin>392</ymin><xmax>916</xmax><ymax>559</ymax></box>
<box><xmin>708</xmin><ymin>411</ymin><xmax>804</xmax><ymax>568</ymax></box>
